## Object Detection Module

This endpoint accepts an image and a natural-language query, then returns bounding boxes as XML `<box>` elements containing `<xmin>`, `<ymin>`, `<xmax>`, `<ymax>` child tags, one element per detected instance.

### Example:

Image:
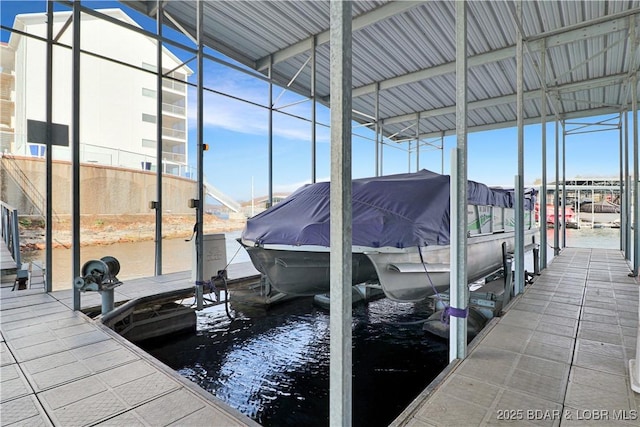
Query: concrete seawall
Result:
<box><xmin>1</xmin><ymin>156</ymin><xmax>196</xmax><ymax>215</ymax></box>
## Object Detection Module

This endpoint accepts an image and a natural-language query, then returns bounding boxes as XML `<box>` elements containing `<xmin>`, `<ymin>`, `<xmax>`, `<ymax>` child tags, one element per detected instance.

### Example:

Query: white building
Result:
<box><xmin>4</xmin><ymin>8</ymin><xmax>192</xmax><ymax>176</ymax></box>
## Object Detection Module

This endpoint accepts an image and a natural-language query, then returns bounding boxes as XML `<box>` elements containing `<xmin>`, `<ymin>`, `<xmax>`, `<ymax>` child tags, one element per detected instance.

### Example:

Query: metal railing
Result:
<box><xmin>162</xmin><ymin>79</ymin><xmax>186</xmax><ymax>92</ymax></box>
<box><xmin>1</xmin><ymin>200</ymin><xmax>21</xmax><ymax>267</ymax></box>
<box><xmin>162</xmin><ymin>127</ymin><xmax>186</xmax><ymax>139</ymax></box>
<box><xmin>162</xmin><ymin>102</ymin><xmax>186</xmax><ymax>116</ymax></box>
<box><xmin>0</xmin><ymin>154</ymin><xmax>59</xmax><ymax>221</ymax></box>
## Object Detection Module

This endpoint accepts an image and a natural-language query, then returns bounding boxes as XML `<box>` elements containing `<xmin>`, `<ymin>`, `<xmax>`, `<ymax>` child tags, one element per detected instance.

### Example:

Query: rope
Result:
<box><xmin>417</xmin><ymin>245</ymin><xmax>468</xmax><ymax>325</ymax></box>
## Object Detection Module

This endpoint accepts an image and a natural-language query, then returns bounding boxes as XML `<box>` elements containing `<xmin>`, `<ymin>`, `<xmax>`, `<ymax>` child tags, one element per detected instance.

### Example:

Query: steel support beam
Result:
<box><xmin>195</xmin><ymin>0</ymin><xmax>204</xmax><ymax>310</ymax></box>
<box><xmin>154</xmin><ymin>0</ymin><xmax>163</xmax><ymax>276</ymax></box>
<box><xmin>415</xmin><ymin>116</ymin><xmax>420</xmax><ymax>171</ymax></box>
<box><xmin>562</xmin><ymin>121</ymin><xmax>567</xmax><ymax>248</ymax></box>
<box><xmin>540</xmin><ymin>45</ymin><xmax>547</xmax><ymax>270</ymax></box>
<box><xmin>514</xmin><ymin>0</ymin><xmax>525</xmax><ymax>295</ymax></box>
<box><xmin>625</xmin><ymin>108</ymin><xmax>632</xmax><ymax>260</ymax></box>
<box><xmin>374</xmin><ymin>85</ymin><xmax>379</xmax><ymax>176</ymax></box>
<box><xmin>450</xmin><ymin>0</ymin><xmax>468</xmax><ymax>362</ymax></box>
<box><xmin>268</xmin><ymin>58</ymin><xmax>274</xmax><ymax>207</ymax></box>
<box><xmin>257</xmin><ymin>1</ymin><xmax>420</xmax><ymax>70</ymax></box>
<box><xmin>311</xmin><ymin>36</ymin><xmax>317</xmax><ymax>184</ymax></box>
<box><xmin>632</xmin><ymin>74</ymin><xmax>639</xmax><ymax>276</ymax></box>
<box><xmin>329</xmin><ymin>1</ymin><xmax>353</xmax><ymax>425</ymax></box>
<box><xmin>620</xmin><ymin>113</ymin><xmax>625</xmax><ymax>252</ymax></box>
<box><xmin>46</xmin><ymin>1</ymin><xmax>53</xmax><ymax>292</ymax></box>
<box><xmin>72</xmin><ymin>0</ymin><xmax>81</xmax><ymax>311</ymax></box>
<box><xmin>554</xmin><ymin>118</ymin><xmax>560</xmax><ymax>256</ymax></box>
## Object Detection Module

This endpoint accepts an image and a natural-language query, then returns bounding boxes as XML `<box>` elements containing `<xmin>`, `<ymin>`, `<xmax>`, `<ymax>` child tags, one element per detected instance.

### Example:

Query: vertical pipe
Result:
<box><xmin>632</xmin><ymin>74</ymin><xmax>639</xmax><ymax>276</ymax></box>
<box><xmin>441</xmin><ymin>134</ymin><xmax>445</xmax><ymax>174</ymax></box>
<box><xmin>626</xmin><ymin>107</ymin><xmax>631</xmax><ymax>260</ymax></box>
<box><xmin>379</xmin><ymin>123</ymin><xmax>384</xmax><ymax>176</ymax></box>
<box><xmin>329</xmin><ymin>1</ymin><xmax>352</xmax><ymax>424</ymax></box>
<box><xmin>155</xmin><ymin>0</ymin><xmax>163</xmax><ymax>276</ymax></box>
<box><xmin>554</xmin><ymin>118</ymin><xmax>560</xmax><ymax>255</ymax></box>
<box><xmin>540</xmin><ymin>44</ymin><xmax>547</xmax><ymax>270</ymax></box>
<box><xmin>514</xmin><ymin>0</ymin><xmax>525</xmax><ymax>295</ymax></box>
<box><xmin>311</xmin><ymin>36</ymin><xmax>317</xmax><ymax>184</ymax></box>
<box><xmin>195</xmin><ymin>0</ymin><xmax>204</xmax><ymax>310</ymax></box>
<box><xmin>45</xmin><ymin>0</ymin><xmax>53</xmax><ymax>291</ymax></box>
<box><xmin>268</xmin><ymin>57</ymin><xmax>274</xmax><ymax>206</ymax></box>
<box><xmin>562</xmin><ymin>121</ymin><xmax>567</xmax><ymax>247</ymax></box>
<box><xmin>72</xmin><ymin>0</ymin><xmax>81</xmax><ymax>311</ymax></box>
<box><xmin>416</xmin><ymin>115</ymin><xmax>420</xmax><ymax>171</ymax></box>
<box><xmin>407</xmin><ymin>141</ymin><xmax>411</xmax><ymax>172</ymax></box>
<box><xmin>620</xmin><ymin>112</ymin><xmax>625</xmax><ymax>251</ymax></box>
<box><xmin>450</xmin><ymin>0</ymin><xmax>468</xmax><ymax>362</ymax></box>
<box><xmin>374</xmin><ymin>85</ymin><xmax>379</xmax><ymax>176</ymax></box>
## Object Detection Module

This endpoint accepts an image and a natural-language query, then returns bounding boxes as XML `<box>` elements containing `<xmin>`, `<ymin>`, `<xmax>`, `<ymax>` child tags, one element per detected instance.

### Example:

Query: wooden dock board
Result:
<box><xmin>0</xmin><ymin>239</ymin><xmax>17</xmax><ymax>273</ymax></box>
<box><xmin>0</xmin><ymin>264</ymin><xmax>261</xmax><ymax>426</ymax></box>
<box><xmin>392</xmin><ymin>247</ymin><xmax>640</xmax><ymax>426</ymax></box>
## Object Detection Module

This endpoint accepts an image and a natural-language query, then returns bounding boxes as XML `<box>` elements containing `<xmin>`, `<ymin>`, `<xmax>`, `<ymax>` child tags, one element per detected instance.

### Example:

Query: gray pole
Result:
<box><xmin>46</xmin><ymin>0</ymin><xmax>53</xmax><ymax>292</ymax></box>
<box><xmin>626</xmin><ymin>107</ymin><xmax>631</xmax><ymax>260</ymax></box>
<box><xmin>540</xmin><ymin>45</ymin><xmax>547</xmax><ymax>270</ymax></box>
<box><xmin>407</xmin><ymin>141</ymin><xmax>411</xmax><ymax>172</ymax></box>
<box><xmin>374</xmin><ymin>84</ymin><xmax>379</xmax><ymax>176</ymax></box>
<box><xmin>632</xmin><ymin>74</ymin><xmax>639</xmax><ymax>276</ymax></box>
<box><xmin>380</xmin><ymin>123</ymin><xmax>384</xmax><ymax>176</ymax></box>
<box><xmin>311</xmin><ymin>36</ymin><xmax>317</xmax><ymax>183</ymax></box>
<box><xmin>562</xmin><ymin>121</ymin><xmax>567</xmax><ymax>247</ymax></box>
<box><xmin>195</xmin><ymin>0</ymin><xmax>204</xmax><ymax>310</ymax></box>
<box><xmin>154</xmin><ymin>0</ymin><xmax>163</xmax><ymax>276</ymax></box>
<box><xmin>514</xmin><ymin>0</ymin><xmax>525</xmax><ymax>295</ymax></box>
<box><xmin>268</xmin><ymin>58</ymin><xmax>274</xmax><ymax>206</ymax></box>
<box><xmin>620</xmin><ymin>112</ymin><xmax>625</xmax><ymax>252</ymax></box>
<box><xmin>554</xmin><ymin>118</ymin><xmax>560</xmax><ymax>255</ymax></box>
<box><xmin>72</xmin><ymin>0</ymin><xmax>81</xmax><ymax>310</ymax></box>
<box><xmin>329</xmin><ymin>1</ymin><xmax>352</xmax><ymax>424</ymax></box>
<box><xmin>416</xmin><ymin>116</ymin><xmax>420</xmax><ymax>171</ymax></box>
<box><xmin>450</xmin><ymin>0</ymin><xmax>468</xmax><ymax>362</ymax></box>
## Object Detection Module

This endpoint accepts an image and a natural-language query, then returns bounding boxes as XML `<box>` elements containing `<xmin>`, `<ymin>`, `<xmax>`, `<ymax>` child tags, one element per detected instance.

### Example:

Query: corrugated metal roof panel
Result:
<box><xmin>122</xmin><ymin>0</ymin><xmax>640</xmax><ymax>140</ymax></box>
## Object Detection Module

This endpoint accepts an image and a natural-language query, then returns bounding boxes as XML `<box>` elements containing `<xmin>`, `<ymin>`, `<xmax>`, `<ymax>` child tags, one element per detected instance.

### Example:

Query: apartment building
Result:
<box><xmin>3</xmin><ymin>8</ymin><xmax>192</xmax><ymax>176</ymax></box>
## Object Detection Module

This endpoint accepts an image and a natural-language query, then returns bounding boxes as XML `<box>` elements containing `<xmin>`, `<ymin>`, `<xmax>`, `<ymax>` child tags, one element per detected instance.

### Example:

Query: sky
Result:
<box><xmin>1</xmin><ymin>0</ymin><xmax>632</xmax><ymax>203</ymax></box>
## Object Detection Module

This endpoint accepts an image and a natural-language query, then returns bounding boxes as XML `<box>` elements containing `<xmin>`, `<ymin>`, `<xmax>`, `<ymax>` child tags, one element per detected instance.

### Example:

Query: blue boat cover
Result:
<box><xmin>242</xmin><ymin>169</ymin><xmax>536</xmax><ymax>248</ymax></box>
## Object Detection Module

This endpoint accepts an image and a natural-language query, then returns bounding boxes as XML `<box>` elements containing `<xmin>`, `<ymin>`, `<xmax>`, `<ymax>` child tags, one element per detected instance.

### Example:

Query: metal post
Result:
<box><xmin>540</xmin><ymin>44</ymin><xmax>547</xmax><ymax>270</ymax></box>
<box><xmin>268</xmin><ymin>57</ymin><xmax>274</xmax><ymax>206</ymax></box>
<box><xmin>374</xmin><ymin>84</ymin><xmax>379</xmax><ymax>176</ymax></box>
<box><xmin>379</xmin><ymin>123</ymin><xmax>384</xmax><ymax>176</ymax></box>
<box><xmin>329</xmin><ymin>1</ymin><xmax>352</xmax><ymax>425</ymax></box>
<box><xmin>620</xmin><ymin>112</ymin><xmax>625</xmax><ymax>251</ymax></box>
<box><xmin>195</xmin><ymin>0</ymin><xmax>204</xmax><ymax>310</ymax></box>
<box><xmin>625</xmin><ymin>107</ymin><xmax>631</xmax><ymax>260</ymax></box>
<box><xmin>554</xmin><ymin>118</ymin><xmax>560</xmax><ymax>255</ymax></box>
<box><xmin>450</xmin><ymin>0</ymin><xmax>468</xmax><ymax>363</ymax></box>
<box><xmin>407</xmin><ymin>141</ymin><xmax>411</xmax><ymax>172</ymax></box>
<box><xmin>46</xmin><ymin>0</ymin><xmax>53</xmax><ymax>291</ymax></box>
<box><xmin>632</xmin><ymin>74</ymin><xmax>639</xmax><ymax>276</ymax></box>
<box><xmin>514</xmin><ymin>0</ymin><xmax>525</xmax><ymax>295</ymax></box>
<box><xmin>72</xmin><ymin>0</ymin><xmax>81</xmax><ymax>310</ymax></box>
<box><xmin>100</xmin><ymin>289</ymin><xmax>114</xmax><ymax>315</ymax></box>
<box><xmin>562</xmin><ymin>121</ymin><xmax>567</xmax><ymax>247</ymax></box>
<box><xmin>416</xmin><ymin>116</ymin><xmax>420</xmax><ymax>171</ymax></box>
<box><xmin>154</xmin><ymin>0</ymin><xmax>163</xmax><ymax>276</ymax></box>
<box><xmin>311</xmin><ymin>36</ymin><xmax>317</xmax><ymax>183</ymax></box>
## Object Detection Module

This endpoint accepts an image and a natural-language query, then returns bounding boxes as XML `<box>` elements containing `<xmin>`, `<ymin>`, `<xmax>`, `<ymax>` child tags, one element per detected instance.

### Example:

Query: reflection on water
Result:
<box><xmin>22</xmin><ymin>230</ymin><xmax>247</xmax><ymax>291</ymax></box>
<box><xmin>141</xmin><ymin>297</ymin><xmax>448</xmax><ymax>426</ymax></box>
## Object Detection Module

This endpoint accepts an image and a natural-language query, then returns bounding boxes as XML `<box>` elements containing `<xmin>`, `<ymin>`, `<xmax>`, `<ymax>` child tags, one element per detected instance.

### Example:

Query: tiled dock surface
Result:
<box><xmin>394</xmin><ymin>248</ymin><xmax>640</xmax><ymax>426</ymax></box>
<box><xmin>0</xmin><ymin>265</ymin><xmax>260</xmax><ymax>426</ymax></box>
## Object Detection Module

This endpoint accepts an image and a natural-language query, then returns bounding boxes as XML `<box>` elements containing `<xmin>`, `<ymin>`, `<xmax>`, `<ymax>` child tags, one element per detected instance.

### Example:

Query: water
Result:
<box><xmin>140</xmin><ymin>297</ymin><xmax>448</xmax><ymax>426</ymax></box>
<box><xmin>22</xmin><ymin>230</ymin><xmax>248</xmax><ymax>291</ymax></box>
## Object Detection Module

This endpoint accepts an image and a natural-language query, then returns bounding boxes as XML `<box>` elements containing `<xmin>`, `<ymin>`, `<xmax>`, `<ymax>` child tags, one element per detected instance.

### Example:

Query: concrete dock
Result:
<box><xmin>393</xmin><ymin>247</ymin><xmax>640</xmax><ymax>426</ymax></box>
<box><xmin>1</xmin><ymin>263</ymin><xmax>260</xmax><ymax>426</ymax></box>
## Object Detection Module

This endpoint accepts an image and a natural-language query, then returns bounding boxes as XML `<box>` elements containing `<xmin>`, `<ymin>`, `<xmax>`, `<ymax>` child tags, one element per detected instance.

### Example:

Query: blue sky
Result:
<box><xmin>1</xmin><ymin>0</ymin><xmax>629</xmax><ymax>202</ymax></box>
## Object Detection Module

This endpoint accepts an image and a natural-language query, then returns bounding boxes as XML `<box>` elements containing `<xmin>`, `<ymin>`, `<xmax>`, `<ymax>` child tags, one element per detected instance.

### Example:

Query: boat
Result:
<box><xmin>240</xmin><ymin>170</ymin><xmax>538</xmax><ymax>303</ymax></box>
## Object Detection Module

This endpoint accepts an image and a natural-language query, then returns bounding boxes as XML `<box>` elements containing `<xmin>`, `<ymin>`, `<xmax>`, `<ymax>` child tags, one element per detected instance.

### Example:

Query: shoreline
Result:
<box><xmin>19</xmin><ymin>214</ymin><xmax>247</xmax><ymax>251</ymax></box>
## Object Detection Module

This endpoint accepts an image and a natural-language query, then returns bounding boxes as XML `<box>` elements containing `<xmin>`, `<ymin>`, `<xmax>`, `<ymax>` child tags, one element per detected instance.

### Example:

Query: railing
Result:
<box><xmin>0</xmin><ymin>154</ymin><xmax>59</xmax><ymax>221</ymax></box>
<box><xmin>1</xmin><ymin>200</ymin><xmax>21</xmax><ymax>267</ymax></box>
<box><xmin>162</xmin><ymin>79</ymin><xmax>186</xmax><ymax>92</ymax></box>
<box><xmin>162</xmin><ymin>151</ymin><xmax>186</xmax><ymax>163</ymax></box>
<box><xmin>162</xmin><ymin>127</ymin><xmax>186</xmax><ymax>139</ymax></box>
<box><xmin>162</xmin><ymin>103</ymin><xmax>186</xmax><ymax>116</ymax></box>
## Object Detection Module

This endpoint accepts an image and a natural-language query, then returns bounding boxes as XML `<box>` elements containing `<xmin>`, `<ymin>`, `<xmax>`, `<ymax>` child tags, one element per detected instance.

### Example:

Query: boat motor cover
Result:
<box><xmin>242</xmin><ymin>169</ymin><xmax>536</xmax><ymax>248</ymax></box>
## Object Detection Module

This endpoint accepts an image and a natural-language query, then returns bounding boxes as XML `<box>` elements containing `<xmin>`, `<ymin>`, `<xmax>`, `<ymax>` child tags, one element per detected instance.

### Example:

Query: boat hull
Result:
<box><xmin>242</xmin><ymin>228</ymin><xmax>538</xmax><ymax>302</ymax></box>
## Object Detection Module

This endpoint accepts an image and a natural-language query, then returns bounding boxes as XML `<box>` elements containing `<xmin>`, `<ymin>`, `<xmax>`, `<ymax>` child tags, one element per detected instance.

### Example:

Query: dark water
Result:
<box><xmin>140</xmin><ymin>297</ymin><xmax>448</xmax><ymax>426</ymax></box>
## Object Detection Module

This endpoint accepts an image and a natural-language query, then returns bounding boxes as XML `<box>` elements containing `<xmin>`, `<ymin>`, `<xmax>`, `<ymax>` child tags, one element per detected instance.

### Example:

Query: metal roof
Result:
<box><xmin>123</xmin><ymin>0</ymin><xmax>640</xmax><ymax>142</ymax></box>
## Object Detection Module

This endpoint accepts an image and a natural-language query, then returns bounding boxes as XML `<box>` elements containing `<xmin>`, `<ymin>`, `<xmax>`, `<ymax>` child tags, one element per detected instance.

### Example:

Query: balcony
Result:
<box><xmin>162</xmin><ymin>79</ymin><xmax>186</xmax><ymax>93</ymax></box>
<box><xmin>162</xmin><ymin>102</ymin><xmax>185</xmax><ymax>116</ymax></box>
<box><xmin>162</xmin><ymin>151</ymin><xmax>186</xmax><ymax>163</ymax></box>
<box><xmin>162</xmin><ymin>127</ymin><xmax>186</xmax><ymax>140</ymax></box>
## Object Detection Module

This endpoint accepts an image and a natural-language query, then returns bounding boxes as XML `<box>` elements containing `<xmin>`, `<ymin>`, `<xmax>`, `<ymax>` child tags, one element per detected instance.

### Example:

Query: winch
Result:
<box><xmin>74</xmin><ymin>256</ymin><xmax>122</xmax><ymax>315</ymax></box>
